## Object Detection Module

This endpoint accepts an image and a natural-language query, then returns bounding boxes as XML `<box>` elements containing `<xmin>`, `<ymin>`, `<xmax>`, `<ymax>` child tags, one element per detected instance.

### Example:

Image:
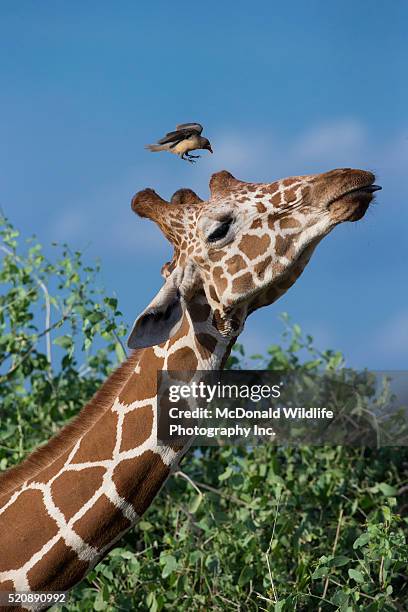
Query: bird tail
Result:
<box><xmin>145</xmin><ymin>144</ymin><xmax>167</xmax><ymax>152</ymax></box>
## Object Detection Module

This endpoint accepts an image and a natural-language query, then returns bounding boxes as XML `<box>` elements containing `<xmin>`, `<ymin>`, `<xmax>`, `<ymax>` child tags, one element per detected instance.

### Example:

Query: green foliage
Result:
<box><xmin>63</xmin><ymin>443</ymin><xmax>408</xmax><ymax>611</ymax></box>
<box><xmin>1</xmin><ymin>218</ymin><xmax>407</xmax><ymax>611</ymax></box>
<box><xmin>0</xmin><ymin>216</ymin><xmax>127</xmax><ymax>470</ymax></box>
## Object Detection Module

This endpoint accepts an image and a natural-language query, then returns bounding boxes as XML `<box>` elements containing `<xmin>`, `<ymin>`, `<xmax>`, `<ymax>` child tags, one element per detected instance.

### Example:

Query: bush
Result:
<box><xmin>1</xmin><ymin>218</ymin><xmax>407</xmax><ymax>611</ymax></box>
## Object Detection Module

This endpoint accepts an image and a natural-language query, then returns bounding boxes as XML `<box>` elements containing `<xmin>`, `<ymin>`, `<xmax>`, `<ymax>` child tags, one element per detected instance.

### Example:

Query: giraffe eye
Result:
<box><xmin>207</xmin><ymin>219</ymin><xmax>233</xmax><ymax>243</ymax></box>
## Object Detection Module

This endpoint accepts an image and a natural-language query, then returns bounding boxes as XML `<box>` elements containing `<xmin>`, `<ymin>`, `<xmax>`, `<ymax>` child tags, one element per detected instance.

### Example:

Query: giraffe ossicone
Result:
<box><xmin>0</xmin><ymin>167</ymin><xmax>380</xmax><ymax>608</ymax></box>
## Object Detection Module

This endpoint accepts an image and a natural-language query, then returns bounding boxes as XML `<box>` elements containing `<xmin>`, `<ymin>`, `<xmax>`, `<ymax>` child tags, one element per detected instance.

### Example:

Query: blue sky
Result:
<box><xmin>1</xmin><ymin>1</ymin><xmax>407</xmax><ymax>368</ymax></box>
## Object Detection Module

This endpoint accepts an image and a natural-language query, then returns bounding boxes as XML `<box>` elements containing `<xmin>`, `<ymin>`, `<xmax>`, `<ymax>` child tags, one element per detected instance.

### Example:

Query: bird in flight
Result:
<box><xmin>145</xmin><ymin>123</ymin><xmax>213</xmax><ymax>163</ymax></box>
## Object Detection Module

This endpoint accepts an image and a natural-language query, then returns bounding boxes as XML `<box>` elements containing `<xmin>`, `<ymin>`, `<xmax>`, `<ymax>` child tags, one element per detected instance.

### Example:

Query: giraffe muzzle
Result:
<box><xmin>317</xmin><ymin>169</ymin><xmax>382</xmax><ymax>223</ymax></box>
<box><xmin>335</xmin><ymin>182</ymin><xmax>382</xmax><ymax>222</ymax></box>
<box><xmin>342</xmin><ymin>184</ymin><xmax>382</xmax><ymax>197</ymax></box>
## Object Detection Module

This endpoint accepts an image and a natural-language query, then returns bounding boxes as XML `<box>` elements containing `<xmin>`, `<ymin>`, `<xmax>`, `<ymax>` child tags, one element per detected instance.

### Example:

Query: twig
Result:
<box><xmin>0</xmin><ymin>444</ymin><xmax>19</xmax><ymax>453</ymax></box>
<box><xmin>265</xmin><ymin>491</ymin><xmax>281</xmax><ymax>605</ymax></box>
<box><xmin>215</xmin><ymin>593</ymin><xmax>240</xmax><ymax>609</ymax></box>
<box><xmin>379</xmin><ymin>555</ymin><xmax>385</xmax><ymax>589</ymax></box>
<box><xmin>319</xmin><ymin>505</ymin><xmax>344</xmax><ymax>611</ymax></box>
<box><xmin>112</xmin><ymin>329</ymin><xmax>127</xmax><ymax>362</ymax></box>
<box><xmin>37</xmin><ymin>276</ymin><xmax>52</xmax><ymax>369</ymax></box>
<box><xmin>0</xmin><ymin>244</ymin><xmax>53</xmax><ymax>370</ymax></box>
<box><xmin>0</xmin><ymin>288</ymin><xmax>36</xmax><ymax>314</ymax></box>
<box><xmin>192</xmin><ymin>479</ymin><xmax>248</xmax><ymax>506</ymax></box>
<box><xmin>305</xmin><ymin>591</ymin><xmax>337</xmax><ymax>607</ymax></box>
<box><xmin>0</xmin><ymin>313</ymin><xmax>70</xmax><ymax>380</ymax></box>
<box><xmin>178</xmin><ymin>505</ymin><xmax>203</xmax><ymax>535</ymax></box>
<box><xmin>174</xmin><ymin>470</ymin><xmax>202</xmax><ymax>496</ymax></box>
<box><xmin>340</xmin><ymin>494</ymin><xmax>367</xmax><ymax>519</ymax></box>
<box><xmin>255</xmin><ymin>591</ymin><xmax>273</xmax><ymax>603</ymax></box>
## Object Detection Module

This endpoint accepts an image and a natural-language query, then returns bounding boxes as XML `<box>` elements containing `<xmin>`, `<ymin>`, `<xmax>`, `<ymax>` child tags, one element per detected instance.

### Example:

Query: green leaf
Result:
<box><xmin>53</xmin><ymin>335</ymin><xmax>72</xmax><ymax>349</ymax></box>
<box><xmin>115</xmin><ymin>342</ymin><xmax>126</xmax><ymax>363</ymax></box>
<box><xmin>104</xmin><ymin>296</ymin><xmax>118</xmax><ymax>310</ymax></box>
<box><xmin>219</xmin><ymin>466</ymin><xmax>233</xmax><ymax>481</ymax></box>
<box><xmin>238</xmin><ymin>565</ymin><xmax>254</xmax><ymax>586</ymax></box>
<box><xmin>348</xmin><ymin>568</ymin><xmax>365</xmax><ymax>583</ymax></box>
<box><xmin>120</xmin><ymin>550</ymin><xmax>135</xmax><ymax>559</ymax></box>
<box><xmin>139</xmin><ymin>520</ymin><xmax>153</xmax><ymax>531</ymax></box>
<box><xmin>353</xmin><ymin>533</ymin><xmax>370</xmax><ymax>549</ymax></box>
<box><xmin>312</xmin><ymin>566</ymin><xmax>329</xmax><ymax>579</ymax></box>
<box><xmin>93</xmin><ymin>593</ymin><xmax>107</xmax><ymax>611</ymax></box>
<box><xmin>161</xmin><ymin>554</ymin><xmax>178</xmax><ymax>578</ymax></box>
<box><xmin>146</xmin><ymin>592</ymin><xmax>158</xmax><ymax>612</ymax></box>
<box><xmin>382</xmin><ymin>504</ymin><xmax>392</xmax><ymax>522</ymax></box>
<box><xmin>188</xmin><ymin>493</ymin><xmax>203</xmax><ymax>514</ymax></box>
<box><xmin>329</xmin><ymin>555</ymin><xmax>350</xmax><ymax>567</ymax></box>
<box><xmin>377</xmin><ymin>483</ymin><xmax>397</xmax><ymax>496</ymax></box>
<box><xmin>331</xmin><ymin>590</ymin><xmax>349</xmax><ymax>606</ymax></box>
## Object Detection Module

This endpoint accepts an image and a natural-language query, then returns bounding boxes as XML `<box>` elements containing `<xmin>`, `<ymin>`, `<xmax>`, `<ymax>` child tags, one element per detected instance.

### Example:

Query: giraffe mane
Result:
<box><xmin>0</xmin><ymin>350</ymin><xmax>142</xmax><ymax>500</ymax></box>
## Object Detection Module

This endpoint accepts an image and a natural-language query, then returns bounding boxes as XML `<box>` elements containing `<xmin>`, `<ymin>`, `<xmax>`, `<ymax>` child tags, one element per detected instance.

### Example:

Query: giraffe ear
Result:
<box><xmin>127</xmin><ymin>271</ymin><xmax>185</xmax><ymax>349</ymax></box>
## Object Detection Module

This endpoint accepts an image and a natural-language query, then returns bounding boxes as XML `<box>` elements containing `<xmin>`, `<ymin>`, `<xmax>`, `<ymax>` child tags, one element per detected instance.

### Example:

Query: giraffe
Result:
<box><xmin>0</xmin><ymin>167</ymin><xmax>380</xmax><ymax>609</ymax></box>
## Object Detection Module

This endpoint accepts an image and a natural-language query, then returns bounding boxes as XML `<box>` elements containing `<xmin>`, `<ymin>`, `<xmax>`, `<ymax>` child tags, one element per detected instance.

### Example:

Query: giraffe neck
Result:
<box><xmin>0</xmin><ymin>292</ymin><xmax>236</xmax><ymax>597</ymax></box>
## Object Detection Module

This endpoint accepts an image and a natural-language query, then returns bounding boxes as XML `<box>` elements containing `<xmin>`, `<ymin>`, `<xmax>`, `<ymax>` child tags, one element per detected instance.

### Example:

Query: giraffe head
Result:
<box><xmin>128</xmin><ymin>168</ymin><xmax>380</xmax><ymax>348</ymax></box>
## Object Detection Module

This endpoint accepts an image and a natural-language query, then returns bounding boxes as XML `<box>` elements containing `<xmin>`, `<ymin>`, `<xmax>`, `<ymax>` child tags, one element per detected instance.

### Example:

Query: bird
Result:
<box><xmin>145</xmin><ymin>123</ymin><xmax>213</xmax><ymax>163</ymax></box>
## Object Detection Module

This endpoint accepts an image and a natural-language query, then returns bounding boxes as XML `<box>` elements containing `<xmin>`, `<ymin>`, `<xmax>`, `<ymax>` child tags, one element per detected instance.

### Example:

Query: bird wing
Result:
<box><xmin>175</xmin><ymin>122</ymin><xmax>203</xmax><ymax>134</ymax></box>
<box><xmin>157</xmin><ymin>130</ymin><xmax>187</xmax><ymax>145</ymax></box>
<box><xmin>157</xmin><ymin>124</ymin><xmax>203</xmax><ymax>145</ymax></box>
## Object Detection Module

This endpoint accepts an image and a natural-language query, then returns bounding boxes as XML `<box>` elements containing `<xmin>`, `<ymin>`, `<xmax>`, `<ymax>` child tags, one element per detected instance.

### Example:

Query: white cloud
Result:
<box><xmin>293</xmin><ymin>119</ymin><xmax>366</xmax><ymax>160</ymax></box>
<box><xmin>201</xmin><ymin>118</ymin><xmax>369</xmax><ymax>183</ymax></box>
